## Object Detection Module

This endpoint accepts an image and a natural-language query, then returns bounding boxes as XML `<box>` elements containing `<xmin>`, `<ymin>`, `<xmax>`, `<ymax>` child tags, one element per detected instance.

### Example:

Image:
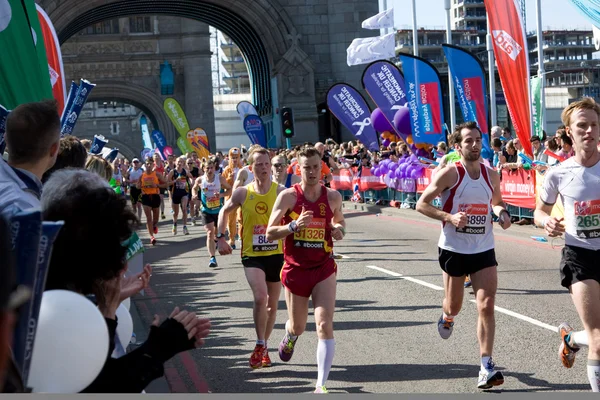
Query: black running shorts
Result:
<box><xmin>172</xmin><ymin>190</ymin><xmax>189</xmax><ymax>205</ymax></box>
<box><xmin>560</xmin><ymin>245</ymin><xmax>600</xmax><ymax>289</ymax></box>
<box><xmin>130</xmin><ymin>187</ymin><xmax>142</xmax><ymax>205</ymax></box>
<box><xmin>438</xmin><ymin>247</ymin><xmax>497</xmax><ymax>277</ymax></box>
<box><xmin>202</xmin><ymin>212</ymin><xmax>219</xmax><ymax>226</ymax></box>
<box><xmin>141</xmin><ymin>194</ymin><xmax>161</xmax><ymax>209</ymax></box>
<box><xmin>242</xmin><ymin>254</ymin><xmax>285</xmax><ymax>282</ymax></box>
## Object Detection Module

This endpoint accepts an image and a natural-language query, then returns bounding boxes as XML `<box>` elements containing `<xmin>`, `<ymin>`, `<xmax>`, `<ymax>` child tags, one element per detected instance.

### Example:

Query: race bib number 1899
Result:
<box><xmin>456</xmin><ymin>203</ymin><xmax>488</xmax><ymax>235</ymax></box>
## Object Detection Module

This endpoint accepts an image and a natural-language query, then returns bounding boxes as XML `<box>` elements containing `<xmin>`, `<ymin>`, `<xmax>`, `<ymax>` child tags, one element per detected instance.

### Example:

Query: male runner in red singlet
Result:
<box><xmin>416</xmin><ymin>121</ymin><xmax>512</xmax><ymax>390</ymax></box>
<box><xmin>267</xmin><ymin>146</ymin><xmax>345</xmax><ymax>394</ymax></box>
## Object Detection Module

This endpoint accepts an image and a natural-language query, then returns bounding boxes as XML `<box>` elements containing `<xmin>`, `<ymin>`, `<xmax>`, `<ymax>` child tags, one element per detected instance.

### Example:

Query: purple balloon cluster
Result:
<box><xmin>372</xmin><ymin>155</ymin><xmax>427</xmax><ymax>181</ymax></box>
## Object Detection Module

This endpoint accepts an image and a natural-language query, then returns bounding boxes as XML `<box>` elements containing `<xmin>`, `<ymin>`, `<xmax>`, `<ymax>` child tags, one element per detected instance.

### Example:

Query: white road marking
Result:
<box><xmin>366</xmin><ymin>265</ymin><xmax>558</xmax><ymax>333</ymax></box>
<box><xmin>366</xmin><ymin>265</ymin><xmax>402</xmax><ymax>277</ymax></box>
<box><xmin>469</xmin><ymin>300</ymin><xmax>558</xmax><ymax>333</ymax></box>
<box><xmin>365</xmin><ymin>265</ymin><xmax>443</xmax><ymax>290</ymax></box>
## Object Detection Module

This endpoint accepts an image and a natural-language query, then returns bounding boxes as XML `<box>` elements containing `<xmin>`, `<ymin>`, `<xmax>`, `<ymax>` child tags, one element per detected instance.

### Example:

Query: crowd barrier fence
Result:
<box><xmin>332</xmin><ymin>167</ymin><xmax>537</xmax><ymax>220</ymax></box>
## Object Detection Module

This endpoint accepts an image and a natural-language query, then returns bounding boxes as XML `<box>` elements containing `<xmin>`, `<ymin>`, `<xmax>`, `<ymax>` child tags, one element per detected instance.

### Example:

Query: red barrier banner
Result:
<box><xmin>500</xmin><ymin>169</ymin><xmax>535</xmax><ymax>209</ymax></box>
<box><xmin>416</xmin><ymin>168</ymin><xmax>433</xmax><ymax>193</ymax></box>
<box><xmin>330</xmin><ymin>169</ymin><xmax>352</xmax><ymax>191</ymax></box>
<box><xmin>358</xmin><ymin>168</ymin><xmax>387</xmax><ymax>191</ymax></box>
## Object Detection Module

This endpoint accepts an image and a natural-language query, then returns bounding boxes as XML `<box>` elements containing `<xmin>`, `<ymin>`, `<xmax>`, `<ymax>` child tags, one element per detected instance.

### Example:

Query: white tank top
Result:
<box><xmin>129</xmin><ymin>168</ymin><xmax>143</xmax><ymax>182</ymax></box>
<box><xmin>540</xmin><ymin>158</ymin><xmax>600</xmax><ymax>250</ymax></box>
<box><xmin>200</xmin><ymin>173</ymin><xmax>222</xmax><ymax>213</ymax></box>
<box><xmin>438</xmin><ymin>161</ymin><xmax>495</xmax><ymax>254</ymax></box>
<box><xmin>242</xmin><ymin>166</ymin><xmax>254</xmax><ymax>185</ymax></box>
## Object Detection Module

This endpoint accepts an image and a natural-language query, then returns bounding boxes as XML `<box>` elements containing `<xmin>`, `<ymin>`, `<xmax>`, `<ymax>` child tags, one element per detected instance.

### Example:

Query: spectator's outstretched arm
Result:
<box><xmin>82</xmin><ymin>307</ymin><xmax>210</xmax><ymax>393</ymax></box>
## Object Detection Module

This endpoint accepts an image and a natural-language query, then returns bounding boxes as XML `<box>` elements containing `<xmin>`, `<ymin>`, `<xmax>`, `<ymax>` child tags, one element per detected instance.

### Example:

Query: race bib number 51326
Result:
<box><xmin>294</xmin><ymin>218</ymin><xmax>326</xmax><ymax>249</ymax></box>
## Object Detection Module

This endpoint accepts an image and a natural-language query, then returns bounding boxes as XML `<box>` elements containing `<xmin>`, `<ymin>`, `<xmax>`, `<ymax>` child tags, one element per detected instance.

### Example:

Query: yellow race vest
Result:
<box><xmin>240</xmin><ymin>181</ymin><xmax>283</xmax><ymax>258</ymax></box>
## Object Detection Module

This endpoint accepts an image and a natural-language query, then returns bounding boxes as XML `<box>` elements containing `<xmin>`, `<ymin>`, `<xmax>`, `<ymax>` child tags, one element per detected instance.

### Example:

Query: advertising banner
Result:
<box><xmin>399</xmin><ymin>53</ymin><xmax>446</xmax><ymax>145</ymax></box>
<box><xmin>327</xmin><ymin>83</ymin><xmax>379</xmax><ymax>151</ymax></box>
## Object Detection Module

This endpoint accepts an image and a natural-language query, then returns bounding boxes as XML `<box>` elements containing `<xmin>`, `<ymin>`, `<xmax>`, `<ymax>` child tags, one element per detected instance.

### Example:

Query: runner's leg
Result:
<box><xmin>470</xmin><ymin>266</ymin><xmax>498</xmax><ymax>358</ymax></box>
<box><xmin>180</xmin><ymin>196</ymin><xmax>189</xmax><ymax>226</ymax></box>
<box><xmin>312</xmin><ymin>273</ymin><xmax>337</xmax><ymax>389</ymax></box>
<box><xmin>143</xmin><ymin>205</ymin><xmax>153</xmax><ymax>237</ymax></box>
<box><xmin>570</xmin><ymin>280</ymin><xmax>600</xmax><ymax>391</ymax></box>
<box><xmin>265</xmin><ymin>281</ymin><xmax>282</xmax><ymax>342</ymax></box>
<box><xmin>244</xmin><ymin>267</ymin><xmax>269</xmax><ymax>341</ymax></box>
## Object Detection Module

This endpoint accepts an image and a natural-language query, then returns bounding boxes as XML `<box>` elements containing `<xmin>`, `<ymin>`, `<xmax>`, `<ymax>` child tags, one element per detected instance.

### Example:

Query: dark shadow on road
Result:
<box><xmin>496</xmin><ymin>288</ymin><xmax>568</xmax><ymax>296</ymax></box>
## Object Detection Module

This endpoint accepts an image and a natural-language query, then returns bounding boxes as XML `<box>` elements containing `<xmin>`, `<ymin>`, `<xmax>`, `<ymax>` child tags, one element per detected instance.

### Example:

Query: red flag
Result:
<box><xmin>484</xmin><ymin>0</ymin><xmax>533</xmax><ymax>157</ymax></box>
<box><xmin>36</xmin><ymin>5</ymin><xmax>66</xmax><ymax>113</ymax></box>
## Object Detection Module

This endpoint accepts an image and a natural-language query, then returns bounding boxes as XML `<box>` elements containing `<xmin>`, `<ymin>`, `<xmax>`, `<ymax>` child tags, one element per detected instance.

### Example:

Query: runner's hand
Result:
<box><xmin>296</xmin><ymin>206</ymin><xmax>313</xmax><ymax>230</ymax></box>
<box><xmin>332</xmin><ymin>226</ymin><xmax>344</xmax><ymax>241</ymax></box>
<box><xmin>498</xmin><ymin>211</ymin><xmax>511</xmax><ymax>230</ymax></box>
<box><xmin>545</xmin><ymin>217</ymin><xmax>565</xmax><ymax>237</ymax></box>
<box><xmin>450</xmin><ymin>212</ymin><xmax>467</xmax><ymax>229</ymax></box>
<box><xmin>217</xmin><ymin>239</ymin><xmax>232</xmax><ymax>255</ymax></box>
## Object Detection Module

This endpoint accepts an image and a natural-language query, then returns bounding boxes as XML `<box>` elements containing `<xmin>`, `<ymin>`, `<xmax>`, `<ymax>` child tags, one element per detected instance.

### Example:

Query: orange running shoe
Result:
<box><xmin>250</xmin><ymin>344</ymin><xmax>265</xmax><ymax>369</ymax></box>
<box><xmin>262</xmin><ymin>347</ymin><xmax>272</xmax><ymax>367</ymax></box>
<box><xmin>558</xmin><ymin>322</ymin><xmax>580</xmax><ymax>368</ymax></box>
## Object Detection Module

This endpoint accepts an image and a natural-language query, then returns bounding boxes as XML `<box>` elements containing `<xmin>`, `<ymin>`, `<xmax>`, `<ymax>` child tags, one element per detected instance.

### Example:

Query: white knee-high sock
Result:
<box><xmin>570</xmin><ymin>330</ymin><xmax>589</xmax><ymax>347</ymax></box>
<box><xmin>587</xmin><ymin>360</ymin><xmax>600</xmax><ymax>392</ymax></box>
<box><xmin>316</xmin><ymin>339</ymin><xmax>335</xmax><ymax>387</ymax></box>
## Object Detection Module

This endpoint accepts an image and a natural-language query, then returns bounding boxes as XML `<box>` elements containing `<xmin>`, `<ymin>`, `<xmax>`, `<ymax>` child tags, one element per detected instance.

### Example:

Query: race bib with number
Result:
<box><xmin>207</xmin><ymin>195</ymin><xmax>221</xmax><ymax>209</ymax></box>
<box><xmin>456</xmin><ymin>203</ymin><xmax>488</xmax><ymax>235</ymax></box>
<box><xmin>175</xmin><ymin>178</ymin><xmax>187</xmax><ymax>190</ymax></box>
<box><xmin>294</xmin><ymin>218</ymin><xmax>326</xmax><ymax>249</ymax></box>
<box><xmin>252</xmin><ymin>224</ymin><xmax>278</xmax><ymax>252</ymax></box>
<box><xmin>574</xmin><ymin>200</ymin><xmax>600</xmax><ymax>238</ymax></box>
<box><xmin>142</xmin><ymin>177</ymin><xmax>155</xmax><ymax>188</ymax></box>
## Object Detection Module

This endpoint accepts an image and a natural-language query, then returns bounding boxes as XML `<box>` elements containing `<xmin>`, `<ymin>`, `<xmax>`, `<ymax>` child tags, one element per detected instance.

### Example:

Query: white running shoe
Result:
<box><xmin>477</xmin><ymin>358</ymin><xmax>504</xmax><ymax>389</ymax></box>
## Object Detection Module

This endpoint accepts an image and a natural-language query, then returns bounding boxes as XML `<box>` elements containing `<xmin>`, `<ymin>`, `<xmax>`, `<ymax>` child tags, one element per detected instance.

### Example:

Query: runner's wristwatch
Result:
<box><xmin>215</xmin><ymin>233</ymin><xmax>225</xmax><ymax>241</ymax></box>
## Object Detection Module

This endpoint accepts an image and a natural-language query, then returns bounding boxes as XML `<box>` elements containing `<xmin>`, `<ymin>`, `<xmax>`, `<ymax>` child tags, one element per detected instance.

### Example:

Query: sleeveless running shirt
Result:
<box><xmin>240</xmin><ymin>181</ymin><xmax>283</xmax><ymax>258</ymax></box>
<box><xmin>141</xmin><ymin>171</ymin><xmax>160</xmax><ymax>195</ymax></box>
<box><xmin>283</xmin><ymin>184</ymin><xmax>334</xmax><ymax>269</ymax></box>
<box><xmin>438</xmin><ymin>161</ymin><xmax>495</xmax><ymax>254</ymax></box>
<box><xmin>172</xmin><ymin>169</ymin><xmax>189</xmax><ymax>192</ymax></box>
<box><xmin>540</xmin><ymin>158</ymin><xmax>600</xmax><ymax>250</ymax></box>
<box><xmin>129</xmin><ymin>168</ymin><xmax>143</xmax><ymax>186</ymax></box>
<box><xmin>241</xmin><ymin>165</ymin><xmax>254</xmax><ymax>185</ymax></box>
<box><xmin>200</xmin><ymin>173</ymin><xmax>223</xmax><ymax>214</ymax></box>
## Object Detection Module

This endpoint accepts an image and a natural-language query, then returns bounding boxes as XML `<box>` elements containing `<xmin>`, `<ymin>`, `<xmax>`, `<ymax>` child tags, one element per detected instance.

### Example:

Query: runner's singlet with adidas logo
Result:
<box><xmin>540</xmin><ymin>157</ymin><xmax>600</xmax><ymax>250</ymax></box>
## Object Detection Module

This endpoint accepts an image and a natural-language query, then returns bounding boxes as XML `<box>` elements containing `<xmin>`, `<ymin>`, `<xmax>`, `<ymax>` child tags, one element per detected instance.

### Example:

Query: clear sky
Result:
<box><xmin>387</xmin><ymin>0</ymin><xmax>591</xmax><ymax>31</ymax></box>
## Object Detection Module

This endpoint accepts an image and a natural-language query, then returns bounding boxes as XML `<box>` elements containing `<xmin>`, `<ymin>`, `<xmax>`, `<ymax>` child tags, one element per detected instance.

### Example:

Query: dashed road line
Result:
<box><xmin>366</xmin><ymin>265</ymin><xmax>557</xmax><ymax>333</ymax></box>
<box><xmin>365</xmin><ymin>265</ymin><xmax>443</xmax><ymax>290</ymax></box>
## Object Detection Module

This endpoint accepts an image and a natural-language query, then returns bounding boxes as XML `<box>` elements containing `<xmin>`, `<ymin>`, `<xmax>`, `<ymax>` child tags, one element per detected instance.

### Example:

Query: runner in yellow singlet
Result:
<box><xmin>217</xmin><ymin>147</ymin><xmax>285</xmax><ymax>369</ymax></box>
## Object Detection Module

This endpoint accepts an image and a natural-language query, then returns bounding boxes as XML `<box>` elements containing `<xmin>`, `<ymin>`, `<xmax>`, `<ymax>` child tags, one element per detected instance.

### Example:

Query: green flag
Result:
<box><xmin>531</xmin><ymin>76</ymin><xmax>544</xmax><ymax>139</ymax></box>
<box><xmin>0</xmin><ymin>0</ymin><xmax>53</xmax><ymax>109</ymax></box>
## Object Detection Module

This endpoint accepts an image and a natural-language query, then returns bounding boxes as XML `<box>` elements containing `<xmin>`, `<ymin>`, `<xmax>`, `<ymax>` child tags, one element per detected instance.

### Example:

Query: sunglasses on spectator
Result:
<box><xmin>273</xmin><ymin>163</ymin><xmax>285</xmax><ymax>168</ymax></box>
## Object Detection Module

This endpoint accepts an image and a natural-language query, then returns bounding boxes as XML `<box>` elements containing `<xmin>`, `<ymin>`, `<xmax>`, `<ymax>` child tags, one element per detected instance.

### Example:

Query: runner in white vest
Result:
<box><xmin>535</xmin><ymin>98</ymin><xmax>600</xmax><ymax>392</ymax></box>
<box><xmin>416</xmin><ymin>121</ymin><xmax>512</xmax><ymax>390</ymax></box>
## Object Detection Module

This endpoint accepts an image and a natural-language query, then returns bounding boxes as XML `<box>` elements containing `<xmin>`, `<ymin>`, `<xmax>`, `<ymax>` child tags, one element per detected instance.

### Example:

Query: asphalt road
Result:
<box><xmin>130</xmin><ymin>201</ymin><xmax>591</xmax><ymax>394</ymax></box>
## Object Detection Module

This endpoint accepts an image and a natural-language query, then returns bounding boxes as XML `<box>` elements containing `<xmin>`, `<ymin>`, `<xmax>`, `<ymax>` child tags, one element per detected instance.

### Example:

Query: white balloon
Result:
<box><xmin>28</xmin><ymin>290</ymin><xmax>109</xmax><ymax>393</ymax></box>
<box><xmin>122</xmin><ymin>297</ymin><xmax>131</xmax><ymax>311</ymax></box>
<box><xmin>0</xmin><ymin>0</ymin><xmax>12</xmax><ymax>33</ymax></box>
<box><xmin>115</xmin><ymin>303</ymin><xmax>133</xmax><ymax>351</ymax></box>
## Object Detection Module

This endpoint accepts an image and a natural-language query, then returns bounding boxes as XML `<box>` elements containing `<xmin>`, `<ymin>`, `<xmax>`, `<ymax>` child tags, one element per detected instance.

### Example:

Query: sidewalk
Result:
<box><xmin>128</xmin><ymin>298</ymin><xmax>171</xmax><ymax>393</ymax></box>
